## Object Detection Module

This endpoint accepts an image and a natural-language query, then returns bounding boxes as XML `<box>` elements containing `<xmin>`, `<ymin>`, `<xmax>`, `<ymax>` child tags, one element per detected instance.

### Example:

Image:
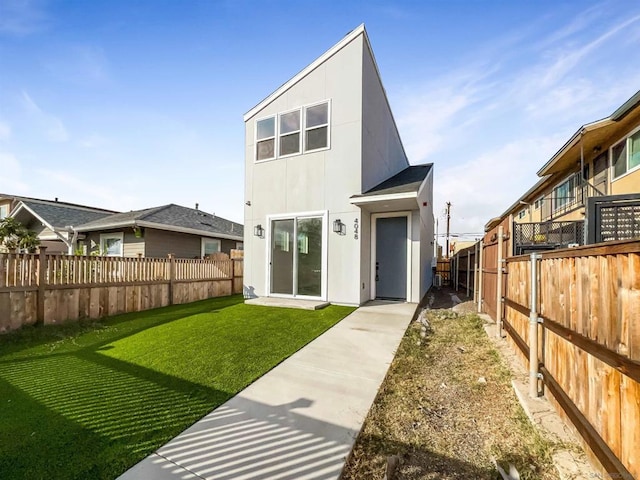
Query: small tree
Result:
<box><xmin>0</xmin><ymin>217</ymin><xmax>40</xmax><ymax>253</ymax></box>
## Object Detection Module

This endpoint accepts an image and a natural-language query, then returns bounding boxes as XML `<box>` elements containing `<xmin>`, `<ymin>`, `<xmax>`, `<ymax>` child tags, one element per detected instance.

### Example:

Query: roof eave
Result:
<box><xmin>243</xmin><ymin>24</ymin><xmax>366</xmax><ymax>121</ymax></box>
<box><xmin>537</xmin><ymin>118</ymin><xmax>613</xmax><ymax>176</ymax></box>
<box><xmin>611</xmin><ymin>89</ymin><xmax>640</xmax><ymax>120</ymax></box>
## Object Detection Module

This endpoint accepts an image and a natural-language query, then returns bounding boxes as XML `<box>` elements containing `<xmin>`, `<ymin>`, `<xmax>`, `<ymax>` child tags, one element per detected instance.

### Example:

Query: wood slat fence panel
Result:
<box><xmin>503</xmin><ymin>240</ymin><xmax>640</xmax><ymax>479</ymax></box>
<box><xmin>0</xmin><ymin>250</ymin><xmax>243</xmax><ymax>333</ymax></box>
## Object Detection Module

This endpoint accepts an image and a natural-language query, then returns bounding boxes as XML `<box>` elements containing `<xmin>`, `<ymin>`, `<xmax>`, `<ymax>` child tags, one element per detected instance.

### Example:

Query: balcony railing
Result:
<box><xmin>513</xmin><ymin>221</ymin><xmax>584</xmax><ymax>255</ymax></box>
<box><xmin>540</xmin><ymin>172</ymin><xmax>604</xmax><ymax>221</ymax></box>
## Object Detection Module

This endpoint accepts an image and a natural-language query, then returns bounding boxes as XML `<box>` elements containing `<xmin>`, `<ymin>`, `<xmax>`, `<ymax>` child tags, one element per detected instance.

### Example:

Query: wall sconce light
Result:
<box><xmin>254</xmin><ymin>224</ymin><xmax>264</xmax><ymax>237</ymax></box>
<box><xmin>333</xmin><ymin>219</ymin><xmax>346</xmax><ymax>235</ymax></box>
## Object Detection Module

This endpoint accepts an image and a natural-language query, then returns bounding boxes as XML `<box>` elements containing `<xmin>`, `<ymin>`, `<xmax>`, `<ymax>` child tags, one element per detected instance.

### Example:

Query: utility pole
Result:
<box><xmin>445</xmin><ymin>202</ymin><xmax>451</xmax><ymax>259</ymax></box>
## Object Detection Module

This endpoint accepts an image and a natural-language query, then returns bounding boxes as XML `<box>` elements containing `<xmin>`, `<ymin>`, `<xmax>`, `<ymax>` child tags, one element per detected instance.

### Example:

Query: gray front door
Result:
<box><xmin>375</xmin><ymin>216</ymin><xmax>407</xmax><ymax>300</ymax></box>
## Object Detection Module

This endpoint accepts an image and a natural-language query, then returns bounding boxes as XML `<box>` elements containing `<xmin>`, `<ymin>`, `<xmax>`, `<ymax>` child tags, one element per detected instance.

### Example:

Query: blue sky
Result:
<box><xmin>1</xmin><ymin>1</ymin><xmax>640</xmax><ymax>241</ymax></box>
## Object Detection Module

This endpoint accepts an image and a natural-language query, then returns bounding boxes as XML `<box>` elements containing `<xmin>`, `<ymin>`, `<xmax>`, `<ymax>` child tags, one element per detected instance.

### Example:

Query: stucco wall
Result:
<box><xmin>361</xmin><ymin>39</ymin><xmax>409</xmax><ymax>193</ymax></box>
<box><xmin>611</xmin><ymin>168</ymin><xmax>640</xmax><ymax>195</ymax></box>
<box><xmin>244</xmin><ymin>34</ymin><xmax>365</xmax><ymax>304</ymax></box>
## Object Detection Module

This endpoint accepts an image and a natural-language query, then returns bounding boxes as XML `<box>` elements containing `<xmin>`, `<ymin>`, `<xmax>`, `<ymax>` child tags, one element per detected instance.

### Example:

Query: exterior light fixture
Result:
<box><xmin>254</xmin><ymin>224</ymin><xmax>264</xmax><ymax>237</ymax></box>
<box><xmin>333</xmin><ymin>219</ymin><xmax>346</xmax><ymax>235</ymax></box>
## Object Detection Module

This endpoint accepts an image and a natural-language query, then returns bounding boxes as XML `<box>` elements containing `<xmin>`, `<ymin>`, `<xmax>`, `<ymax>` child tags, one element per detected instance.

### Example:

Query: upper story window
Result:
<box><xmin>279</xmin><ymin>110</ymin><xmax>301</xmax><ymax>156</ymax></box>
<box><xmin>611</xmin><ymin>127</ymin><xmax>640</xmax><ymax>179</ymax></box>
<box><xmin>255</xmin><ymin>100</ymin><xmax>330</xmax><ymax>162</ymax></box>
<box><xmin>304</xmin><ymin>102</ymin><xmax>329</xmax><ymax>152</ymax></box>
<box><xmin>0</xmin><ymin>204</ymin><xmax>8</xmax><ymax>219</ymax></box>
<box><xmin>534</xmin><ymin>197</ymin><xmax>543</xmax><ymax>209</ymax></box>
<box><xmin>517</xmin><ymin>209</ymin><xmax>526</xmax><ymax>219</ymax></box>
<box><xmin>256</xmin><ymin>116</ymin><xmax>276</xmax><ymax>161</ymax></box>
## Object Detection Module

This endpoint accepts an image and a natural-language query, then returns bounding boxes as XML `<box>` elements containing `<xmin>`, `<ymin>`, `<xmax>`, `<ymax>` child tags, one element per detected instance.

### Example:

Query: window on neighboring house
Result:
<box><xmin>256</xmin><ymin>116</ymin><xmax>276</xmax><ymax>161</ymax></box>
<box><xmin>279</xmin><ymin>110</ymin><xmax>301</xmax><ymax>156</ymax></box>
<box><xmin>518</xmin><ymin>209</ymin><xmax>526</xmax><ymax>219</ymax></box>
<box><xmin>553</xmin><ymin>179</ymin><xmax>572</xmax><ymax>211</ymax></box>
<box><xmin>612</xmin><ymin>129</ymin><xmax>640</xmax><ymax>179</ymax></box>
<box><xmin>304</xmin><ymin>102</ymin><xmax>329</xmax><ymax>152</ymax></box>
<box><xmin>100</xmin><ymin>233</ymin><xmax>124</xmax><ymax>257</ymax></box>
<box><xmin>201</xmin><ymin>238</ymin><xmax>221</xmax><ymax>258</ymax></box>
<box><xmin>236</xmin><ymin>242</ymin><xmax>244</xmax><ymax>250</ymax></box>
<box><xmin>0</xmin><ymin>204</ymin><xmax>8</xmax><ymax>219</ymax></box>
<box><xmin>534</xmin><ymin>197</ymin><xmax>543</xmax><ymax>209</ymax></box>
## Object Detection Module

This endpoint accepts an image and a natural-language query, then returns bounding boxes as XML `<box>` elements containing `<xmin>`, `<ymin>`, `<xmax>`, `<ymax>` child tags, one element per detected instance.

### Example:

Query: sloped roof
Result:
<box><xmin>76</xmin><ymin>204</ymin><xmax>244</xmax><ymax>239</ymax></box>
<box><xmin>537</xmin><ymin>88</ymin><xmax>640</xmax><ymax>176</ymax></box>
<box><xmin>17</xmin><ymin>199</ymin><xmax>117</xmax><ymax>229</ymax></box>
<box><xmin>351</xmin><ymin>164</ymin><xmax>433</xmax><ymax>198</ymax></box>
<box><xmin>244</xmin><ymin>24</ymin><xmax>371</xmax><ymax>121</ymax></box>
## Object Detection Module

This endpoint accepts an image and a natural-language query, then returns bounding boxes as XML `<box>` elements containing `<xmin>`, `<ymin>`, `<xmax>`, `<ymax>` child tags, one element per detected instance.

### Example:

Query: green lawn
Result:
<box><xmin>0</xmin><ymin>295</ymin><xmax>355</xmax><ymax>480</ymax></box>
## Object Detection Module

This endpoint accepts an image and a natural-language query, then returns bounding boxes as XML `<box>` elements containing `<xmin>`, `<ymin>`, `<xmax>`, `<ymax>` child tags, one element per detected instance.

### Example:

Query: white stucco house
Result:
<box><xmin>243</xmin><ymin>24</ymin><xmax>435</xmax><ymax>306</ymax></box>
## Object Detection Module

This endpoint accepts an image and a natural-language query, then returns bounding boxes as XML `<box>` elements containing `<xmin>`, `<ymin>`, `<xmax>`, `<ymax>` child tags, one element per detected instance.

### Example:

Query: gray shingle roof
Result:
<box><xmin>352</xmin><ymin>164</ymin><xmax>433</xmax><ymax>198</ymax></box>
<box><xmin>21</xmin><ymin>200</ymin><xmax>116</xmax><ymax>228</ymax></box>
<box><xmin>76</xmin><ymin>204</ymin><xmax>244</xmax><ymax>238</ymax></box>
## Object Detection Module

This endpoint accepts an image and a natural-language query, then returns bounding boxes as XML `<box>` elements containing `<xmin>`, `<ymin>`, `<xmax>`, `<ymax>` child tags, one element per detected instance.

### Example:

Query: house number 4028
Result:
<box><xmin>354</xmin><ymin>218</ymin><xmax>359</xmax><ymax>240</ymax></box>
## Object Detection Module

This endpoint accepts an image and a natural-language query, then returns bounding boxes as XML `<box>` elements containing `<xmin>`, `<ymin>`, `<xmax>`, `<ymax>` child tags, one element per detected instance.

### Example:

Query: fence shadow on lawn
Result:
<box><xmin>0</xmin><ymin>296</ymin><xmax>247</xmax><ymax>479</ymax></box>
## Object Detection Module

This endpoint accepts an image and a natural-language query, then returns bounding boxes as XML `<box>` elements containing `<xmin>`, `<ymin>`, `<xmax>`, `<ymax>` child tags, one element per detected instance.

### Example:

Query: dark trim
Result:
<box><xmin>540</xmin><ymin>366</ymin><xmax>634</xmax><ymax>479</ymax></box>
<box><xmin>587</xmin><ymin>194</ymin><xmax>640</xmax><ymax>244</ymax></box>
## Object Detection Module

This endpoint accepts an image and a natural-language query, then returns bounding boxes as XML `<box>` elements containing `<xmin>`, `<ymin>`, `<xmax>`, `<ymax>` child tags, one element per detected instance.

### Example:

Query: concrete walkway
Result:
<box><xmin>117</xmin><ymin>301</ymin><xmax>416</xmax><ymax>480</ymax></box>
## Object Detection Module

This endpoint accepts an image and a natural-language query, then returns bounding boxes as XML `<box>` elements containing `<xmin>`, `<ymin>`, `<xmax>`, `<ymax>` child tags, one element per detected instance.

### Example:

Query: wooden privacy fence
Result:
<box><xmin>503</xmin><ymin>240</ymin><xmax>639</xmax><ymax>479</ymax></box>
<box><xmin>0</xmin><ymin>248</ymin><xmax>243</xmax><ymax>333</ymax></box>
<box><xmin>451</xmin><ymin>243</ymin><xmax>480</xmax><ymax>300</ymax></box>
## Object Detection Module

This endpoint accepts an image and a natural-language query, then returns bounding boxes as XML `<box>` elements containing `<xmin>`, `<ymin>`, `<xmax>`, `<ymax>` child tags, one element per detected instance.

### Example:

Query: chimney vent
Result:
<box><xmin>195</xmin><ymin>203</ymin><xmax>199</xmax><ymax>210</ymax></box>
<box><xmin>55</xmin><ymin>197</ymin><xmax>58</xmax><ymax>202</ymax></box>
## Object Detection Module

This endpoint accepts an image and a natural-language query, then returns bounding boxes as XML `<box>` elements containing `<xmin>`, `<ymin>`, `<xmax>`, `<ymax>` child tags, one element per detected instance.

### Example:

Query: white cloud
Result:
<box><xmin>433</xmin><ymin>136</ymin><xmax>564</xmax><ymax>238</ymax></box>
<box><xmin>43</xmin><ymin>45</ymin><xmax>111</xmax><ymax>86</ymax></box>
<box><xmin>0</xmin><ymin>152</ymin><xmax>28</xmax><ymax>192</ymax></box>
<box><xmin>0</xmin><ymin>121</ymin><xmax>11</xmax><ymax>141</ymax></box>
<box><xmin>21</xmin><ymin>90</ymin><xmax>69</xmax><ymax>142</ymax></box>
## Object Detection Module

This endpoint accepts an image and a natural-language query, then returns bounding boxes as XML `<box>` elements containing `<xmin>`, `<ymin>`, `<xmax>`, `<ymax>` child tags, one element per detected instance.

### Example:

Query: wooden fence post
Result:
<box><xmin>473</xmin><ymin>241</ymin><xmax>479</xmax><ymax>303</ymax></box>
<box><xmin>466</xmin><ymin>250</ymin><xmax>471</xmax><ymax>298</ymax></box>
<box><xmin>37</xmin><ymin>246</ymin><xmax>47</xmax><ymax>325</ymax></box>
<box><xmin>477</xmin><ymin>240</ymin><xmax>484</xmax><ymax>313</ymax></box>
<box><xmin>496</xmin><ymin>226</ymin><xmax>504</xmax><ymax>338</ymax></box>
<box><xmin>168</xmin><ymin>254</ymin><xmax>175</xmax><ymax>306</ymax></box>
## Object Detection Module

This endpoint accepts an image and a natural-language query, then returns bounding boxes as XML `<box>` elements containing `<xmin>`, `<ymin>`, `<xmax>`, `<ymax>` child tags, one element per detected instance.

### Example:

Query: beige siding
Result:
<box><xmin>611</xmin><ymin>168</ymin><xmax>640</xmax><ymax>195</ymax></box>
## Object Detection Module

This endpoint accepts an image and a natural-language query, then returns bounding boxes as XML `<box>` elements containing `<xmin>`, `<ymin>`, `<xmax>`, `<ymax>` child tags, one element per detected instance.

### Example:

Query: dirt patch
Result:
<box><xmin>341</xmin><ymin>305</ymin><xmax>560</xmax><ymax>480</ymax></box>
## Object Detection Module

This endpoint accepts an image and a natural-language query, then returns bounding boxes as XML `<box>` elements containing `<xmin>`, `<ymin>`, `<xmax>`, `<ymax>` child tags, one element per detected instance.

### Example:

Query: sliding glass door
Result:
<box><xmin>270</xmin><ymin>215</ymin><xmax>324</xmax><ymax>298</ymax></box>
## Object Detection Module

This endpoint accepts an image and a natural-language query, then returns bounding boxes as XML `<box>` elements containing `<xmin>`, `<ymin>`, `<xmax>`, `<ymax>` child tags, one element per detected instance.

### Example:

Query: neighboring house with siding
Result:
<box><xmin>243</xmin><ymin>24</ymin><xmax>435</xmax><ymax>306</ymax></box>
<box><xmin>75</xmin><ymin>204</ymin><xmax>243</xmax><ymax>258</ymax></box>
<box><xmin>6</xmin><ymin>197</ymin><xmax>118</xmax><ymax>254</ymax></box>
<box><xmin>492</xmin><ymin>88</ymin><xmax>640</xmax><ymax>255</ymax></box>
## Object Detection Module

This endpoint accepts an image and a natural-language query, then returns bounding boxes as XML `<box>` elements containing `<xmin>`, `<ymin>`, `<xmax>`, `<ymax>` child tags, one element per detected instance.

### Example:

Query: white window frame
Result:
<box><xmin>100</xmin><ymin>232</ymin><xmax>124</xmax><ymax>257</ymax></box>
<box><xmin>255</xmin><ymin>114</ymin><xmax>276</xmax><ymax>162</ymax></box>
<box><xmin>265</xmin><ymin>210</ymin><xmax>328</xmax><ymax>301</ymax></box>
<box><xmin>201</xmin><ymin>238</ymin><xmax>221</xmax><ymax>258</ymax></box>
<box><xmin>611</xmin><ymin>124</ymin><xmax>640</xmax><ymax>181</ymax></box>
<box><xmin>0</xmin><ymin>204</ymin><xmax>8</xmax><ymax>219</ymax></box>
<box><xmin>518</xmin><ymin>209</ymin><xmax>526</xmax><ymax>219</ymax></box>
<box><xmin>254</xmin><ymin>100</ymin><xmax>331</xmax><ymax>163</ymax></box>
<box><xmin>304</xmin><ymin>100</ymin><xmax>331</xmax><ymax>153</ymax></box>
<box><xmin>277</xmin><ymin>107</ymin><xmax>302</xmax><ymax>158</ymax></box>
